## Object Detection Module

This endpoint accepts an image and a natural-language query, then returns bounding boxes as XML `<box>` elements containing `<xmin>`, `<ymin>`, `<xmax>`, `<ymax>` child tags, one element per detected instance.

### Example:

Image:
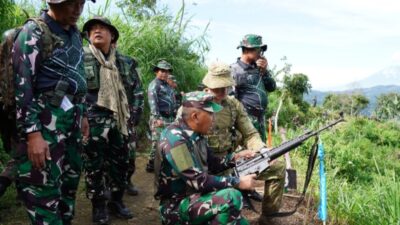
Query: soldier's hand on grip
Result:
<box><xmin>237</xmin><ymin>174</ymin><xmax>257</xmax><ymax>191</ymax></box>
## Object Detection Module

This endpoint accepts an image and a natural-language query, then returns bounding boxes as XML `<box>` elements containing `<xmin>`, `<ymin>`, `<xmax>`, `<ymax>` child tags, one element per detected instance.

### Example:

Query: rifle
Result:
<box><xmin>234</xmin><ymin>114</ymin><xmax>344</xmax><ymax>177</ymax></box>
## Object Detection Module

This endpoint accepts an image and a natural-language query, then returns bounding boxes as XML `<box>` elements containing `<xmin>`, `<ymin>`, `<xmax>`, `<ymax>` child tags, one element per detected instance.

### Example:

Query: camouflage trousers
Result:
<box><xmin>248</xmin><ymin>113</ymin><xmax>266</xmax><ymax>143</ymax></box>
<box><xmin>149</xmin><ymin>116</ymin><xmax>175</xmax><ymax>161</ymax></box>
<box><xmin>15</xmin><ymin>101</ymin><xmax>85</xmax><ymax>225</ymax></box>
<box><xmin>160</xmin><ymin>188</ymin><xmax>249</xmax><ymax>225</ymax></box>
<box><xmin>82</xmin><ymin>115</ymin><xmax>129</xmax><ymax>200</ymax></box>
<box><xmin>127</xmin><ymin>128</ymin><xmax>137</xmax><ymax>177</ymax></box>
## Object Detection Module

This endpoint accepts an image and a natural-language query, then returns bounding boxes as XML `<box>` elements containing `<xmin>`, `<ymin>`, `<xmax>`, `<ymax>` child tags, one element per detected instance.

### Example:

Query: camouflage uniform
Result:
<box><xmin>231</xmin><ymin>34</ymin><xmax>276</xmax><ymax>142</ymax></box>
<box><xmin>147</xmin><ymin>60</ymin><xmax>177</xmax><ymax>170</ymax></box>
<box><xmin>82</xmin><ymin>23</ymin><xmax>143</xmax><ymax>202</ymax></box>
<box><xmin>204</xmin><ymin>62</ymin><xmax>285</xmax><ymax>218</ymax></box>
<box><xmin>12</xmin><ymin>11</ymin><xmax>88</xmax><ymax>224</ymax></box>
<box><xmin>155</xmin><ymin>91</ymin><xmax>248</xmax><ymax>225</ymax></box>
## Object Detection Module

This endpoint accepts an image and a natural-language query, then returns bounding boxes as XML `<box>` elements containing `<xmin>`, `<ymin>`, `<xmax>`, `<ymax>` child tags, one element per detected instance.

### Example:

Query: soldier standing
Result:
<box><xmin>203</xmin><ymin>62</ymin><xmax>285</xmax><ymax>224</ymax></box>
<box><xmin>146</xmin><ymin>60</ymin><xmax>177</xmax><ymax>172</ymax></box>
<box><xmin>82</xmin><ymin>16</ymin><xmax>142</xmax><ymax>224</ymax></box>
<box><xmin>11</xmin><ymin>0</ymin><xmax>95</xmax><ymax>224</ymax></box>
<box><xmin>155</xmin><ymin>91</ymin><xmax>257</xmax><ymax>225</ymax></box>
<box><xmin>231</xmin><ymin>34</ymin><xmax>276</xmax><ymax>142</ymax></box>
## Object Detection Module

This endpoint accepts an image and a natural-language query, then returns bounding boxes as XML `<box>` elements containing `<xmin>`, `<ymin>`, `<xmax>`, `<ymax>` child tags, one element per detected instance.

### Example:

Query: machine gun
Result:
<box><xmin>234</xmin><ymin>114</ymin><xmax>344</xmax><ymax>177</ymax></box>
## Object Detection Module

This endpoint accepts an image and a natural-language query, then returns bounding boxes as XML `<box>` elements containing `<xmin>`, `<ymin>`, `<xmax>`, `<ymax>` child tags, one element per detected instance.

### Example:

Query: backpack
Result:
<box><xmin>0</xmin><ymin>17</ymin><xmax>61</xmax><ymax>152</ymax></box>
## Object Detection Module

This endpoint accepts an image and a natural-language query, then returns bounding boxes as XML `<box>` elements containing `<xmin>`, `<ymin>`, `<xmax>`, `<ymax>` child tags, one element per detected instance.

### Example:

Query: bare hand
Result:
<box><xmin>237</xmin><ymin>174</ymin><xmax>257</xmax><ymax>191</ymax></box>
<box><xmin>256</xmin><ymin>57</ymin><xmax>268</xmax><ymax>73</ymax></box>
<box><xmin>27</xmin><ymin>132</ymin><xmax>50</xmax><ymax>170</ymax></box>
<box><xmin>154</xmin><ymin>119</ymin><xmax>164</xmax><ymax>127</ymax></box>
<box><xmin>233</xmin><ymin>150</ymin><xmax>256</xmax><ymax>161</ymax></box>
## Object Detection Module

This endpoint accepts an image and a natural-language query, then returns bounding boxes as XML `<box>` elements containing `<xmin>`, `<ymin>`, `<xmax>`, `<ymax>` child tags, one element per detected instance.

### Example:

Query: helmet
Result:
<box><xmin>237</xmin><ymin>34</ymin><xmax>267</xmax><ymax>51</ymax></box>
<box><xmin>82</xmin><ymin>16</ymin><xmax>119</xmax><ymax>43</ymax></box>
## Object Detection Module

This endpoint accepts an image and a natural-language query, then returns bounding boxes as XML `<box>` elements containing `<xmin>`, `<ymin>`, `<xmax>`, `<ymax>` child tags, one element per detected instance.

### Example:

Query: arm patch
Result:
<box><xmin>169</xmin><ymin>144</ymin><xmax>194</xmax><ymax>172</ymax></box>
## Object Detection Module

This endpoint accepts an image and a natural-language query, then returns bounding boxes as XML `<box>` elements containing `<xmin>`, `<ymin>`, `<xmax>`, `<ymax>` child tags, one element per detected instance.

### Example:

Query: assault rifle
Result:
<box><xmin>234</xmin><ymin>114</ymin><xmax>344</xmax><ymax>177</ymax></box>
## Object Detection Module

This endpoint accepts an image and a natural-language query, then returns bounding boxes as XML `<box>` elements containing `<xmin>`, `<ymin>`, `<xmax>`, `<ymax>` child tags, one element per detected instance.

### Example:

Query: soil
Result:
<box><xmin>0</xmin><ymin>156</ymin><xmax>322</xmax><ymax>225</ymax></box>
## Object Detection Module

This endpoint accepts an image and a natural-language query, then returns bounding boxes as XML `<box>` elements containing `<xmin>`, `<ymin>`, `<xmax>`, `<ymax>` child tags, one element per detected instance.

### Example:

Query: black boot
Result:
<box><xmin>108</xmin><ymin>190</ymin><xmax>133</xmax><ymax>219</ymax></box>
<box><xmin>145</xmin><ymin>159</ymin><xmax>154</xmax><ymax>173</ymax></box>
<box><xmin>0</xmin><ymin>177</ymin><xmax>12</xmax><ymax>198</ymax></box>
<box><xmin>244</xmin><ymin>190</ymin><xmax>263</xmax><ymax>202</ymax></box>
<box><xmin>62</xmin><ymin>219</ymin><xmax>71</xmax><ymax>225</ymax></box>
<box><xmin>126</xmin><ymin>181</ymin><xmax>139</xmax><ymax>196</ymax></box>
<box><xmin>91</xmin><ymin>199</ymin><xmax>109</xmax><ymax>225</ymax></box>
<box><xmin>126</xmin><ymin>170</ymin><xmax>139</xmax><ymax>196</ymax></box>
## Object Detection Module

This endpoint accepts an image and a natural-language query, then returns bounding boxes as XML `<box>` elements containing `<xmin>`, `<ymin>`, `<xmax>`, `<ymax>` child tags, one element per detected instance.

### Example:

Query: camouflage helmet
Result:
<box><xmin>153</xmin><ymin>60</ymin><xmax>173</xmax><ymax>72</ymax></box>
<box><xmin>47</xmin><ymin>0</ymin><xmax>96</xmax><ymax>3</ymax></box>
<box><xmin>202</xmin><ymin>62</ymin><xmax>235</xmax><ymax>89</ymax></box>
<box><xmin>237</xmin><ymin>34</ymin><xmax>267</xmax><ymax>51</ymax></box>
<box><xmin>83</xmin><ymin>16</ymin><xmax>119</xmax><ymax>43</ymax></box>
<box><xmin>182</xmin><ymin>91</ymin><xmax>223</xmax><ymax>113</ymax></box>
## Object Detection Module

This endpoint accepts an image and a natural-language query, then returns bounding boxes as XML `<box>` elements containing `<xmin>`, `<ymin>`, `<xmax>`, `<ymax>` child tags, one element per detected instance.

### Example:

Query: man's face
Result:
<box><xmin>209</xmin><ymin>87</ymin><xmax>228</xmax><ymax>103</ymax></box>
<box><xmin>89</xmin><ymin>23</ymin><xmax>113</xmax><ymax>51</ymax></box>
<box><xmin>167</xmin><ymin>79</ymin><xmax>177</xmax><ymax>89</ymax></box>
<box><xmin>53</xmin><ymin>0</ymin><xmax>86</xmax><ymax>26</ymax></box>
<box><xmin>156</xmin><ymin>69</ymin><xmax>170</xmax><ymax>81</ymax></box>
<box><xmin>195</xmin><ymin>110</ymin><xmax>214</xmax><ymax>134</ymax></box>
<box><xmin>245</xmin><ymin>47</ymin><xmax>261</xmax><ymax>62</ymax></box>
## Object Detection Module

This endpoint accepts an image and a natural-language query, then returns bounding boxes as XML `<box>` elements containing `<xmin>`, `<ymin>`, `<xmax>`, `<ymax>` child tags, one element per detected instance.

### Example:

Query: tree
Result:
<box><xmin>323</xmin><ymin>93</ymin><xmax>369</xmax><ymax>116</ymax></box>
<box><xmin>374</xmin><ymin>92</ymin><xmax>400</xmax><ymax>120</ymax></box>
<box><xmin>117</xmin><ymin>0</ymin><xmax>157</xmax><ymax>19</ymax></box>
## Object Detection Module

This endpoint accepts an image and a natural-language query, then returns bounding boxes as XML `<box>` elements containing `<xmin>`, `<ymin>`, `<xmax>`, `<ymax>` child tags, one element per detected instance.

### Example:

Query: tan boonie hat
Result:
<box><xmin>202</xmin><ymin>62</ymin><xmax>235</xmax><ymax>89</ymax></box>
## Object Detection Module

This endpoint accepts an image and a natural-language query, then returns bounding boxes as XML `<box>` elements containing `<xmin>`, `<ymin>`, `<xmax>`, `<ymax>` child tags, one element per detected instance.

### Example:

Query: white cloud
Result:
<box><xmin>392</xmin><ymin>52</ymin><xmax>400</xmax><ymax>63</ymax></box>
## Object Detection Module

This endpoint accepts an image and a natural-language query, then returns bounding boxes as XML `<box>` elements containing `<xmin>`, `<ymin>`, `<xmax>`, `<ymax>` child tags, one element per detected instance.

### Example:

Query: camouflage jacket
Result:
<box><xmin>12</xmin><ymin>12</ymin><xmax>87</xmax><ymax>134</ymax></box>
<box><xmin>231</xmin><ymin>58</ymin><xmax>276</xmax><ymax>116</ymax></box>
<box><xmin>148</xmin><ymin>78</ymin><xmax>177</xmax><ymax>118</ymax></box>
<box><xmin>206</xmin><ymin>96</ymin><xmax>265</xmax><ymax>156</ymax></box>
<box><xmin>154</xmin><ymin>119</ymin><xmax>240</xmax><ymax>201</ymax></box>
<box><xmin>83</xmin><ymin>47</ymin><xmax>144</xmax><ymax>125</ymax></box>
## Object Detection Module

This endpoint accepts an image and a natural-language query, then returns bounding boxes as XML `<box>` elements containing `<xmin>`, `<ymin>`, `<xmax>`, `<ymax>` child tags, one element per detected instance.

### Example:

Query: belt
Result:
<box><xmin>43</xmin><ymin>91</ymin><xmax>84</xmax><ymax>104</ymax></box>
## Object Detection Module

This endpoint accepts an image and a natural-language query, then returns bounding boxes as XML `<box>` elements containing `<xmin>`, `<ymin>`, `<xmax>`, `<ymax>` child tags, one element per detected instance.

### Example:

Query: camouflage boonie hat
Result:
<box><xmin>202</xmin><ymin>62</ymin><xmax>235</xmax><ymax>89</ymax></box>
<box><xmin>83</xmin><ymin>16</ymin><xmax>119</xmax><ymax>43</ymax></box>
<box><xmin>237</xmin><ymin>34</ymin><xmax>267</xmax><ymax>51</ymax></box>
<box><xmin>47</xmin><ymin>0</ymin><xmax>95</xmax><ymax>3</ymax></box>
<box><xmin>183</xmin><ymin>91</ymin><xmax>223</xmax><ymax>113</ymax></box>
<box><xmin>153</xmin><ymin>60</ymin><xmax>173</xmax><ymax>72</ymax></box>
<box><xmin>168</xmin><ymin>74</ymin><xmax>177</xmax><ymax>83</ymax></box>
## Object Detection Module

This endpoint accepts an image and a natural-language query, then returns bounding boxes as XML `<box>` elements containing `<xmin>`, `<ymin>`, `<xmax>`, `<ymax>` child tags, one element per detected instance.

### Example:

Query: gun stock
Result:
<box><xmin>234</xmin><ymin>115</ymin><xmax>344</xmax><ymax>177</ymax></box>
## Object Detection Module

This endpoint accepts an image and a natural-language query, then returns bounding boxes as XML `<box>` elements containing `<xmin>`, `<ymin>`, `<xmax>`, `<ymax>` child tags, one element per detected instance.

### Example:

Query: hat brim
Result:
<box><xmin>237</xmin><ymin>44</ymin><xmax>267</xmax><ymax>51</ymax></box>
<box><xmin>202</xmin><ymin>74</ymin><xmax>235</xmax><ymax>89</ymax></box>
<box><xmin>202</xmin><ymin>101</ymin><xmax>223</xmax><ymax>113</ymax></box>
<box><xmin>153</xmin><ymin>66</ymin><xmax>173</xmax><ymax>72</ymax></box>
<box><xmin>83</xmin><ymin>19</ymin><xmax>119</xmax><ymax>43</ymax></box>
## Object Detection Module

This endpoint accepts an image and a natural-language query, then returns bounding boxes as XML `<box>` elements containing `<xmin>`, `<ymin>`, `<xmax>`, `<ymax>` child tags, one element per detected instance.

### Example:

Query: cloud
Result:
<box><xmin>392</xmin><ymin>52</ymin><xmax>400</xmax><ymax>63</ymax></box>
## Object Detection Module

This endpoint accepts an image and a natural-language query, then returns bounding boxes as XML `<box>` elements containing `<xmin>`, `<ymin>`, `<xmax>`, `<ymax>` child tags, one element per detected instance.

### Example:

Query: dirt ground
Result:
<box><xmin>0</xmin><ymin>156</ymin><xmax>322</xmax><ymax>225</ymax></box>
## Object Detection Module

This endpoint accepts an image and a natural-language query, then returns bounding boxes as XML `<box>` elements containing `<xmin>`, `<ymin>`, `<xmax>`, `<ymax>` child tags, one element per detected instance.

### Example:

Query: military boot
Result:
<box><xmin>126</xmin><ymin>170</ymin><xmax>139</xmax><ymax>196</ymax></box>
<box><xmin>91</xmin><ymin>199</ymin><xmax>109</xmax><ymax>225</ymax></box>
<box><xmin>0</xmin><ymin>177</ymin><xmax>12</xmax><ymax>197</ymax></box>
<box><xmin>145</xmin><ymin>159</ymin><xmax>154</xmax><ymax>173</ymax></box>
<box><xmin>108</xmin><ymin>190</ymin><xmax>133</xmax><ymax>219</ymax></box>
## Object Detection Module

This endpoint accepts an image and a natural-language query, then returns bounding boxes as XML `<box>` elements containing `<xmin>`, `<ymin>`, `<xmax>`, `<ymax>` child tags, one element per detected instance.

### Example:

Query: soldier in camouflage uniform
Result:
<box><xmin>231</xmin><ymin>34</ymin><xmax>276</xmax><ymax>142</ymax></box>
<box><xmin>11</xmin><ymin>0</ymin><xmax>95</xmax><ymax>224</ymax></box>
<box><xmin>155</xmin><ymin>91</ymin><xmax>258</xmax><ymax>225</ymax></box>
<box><xmin>146</xmin><ymin>60</ymin><xmax>177</xmax><ymax>172</ymax></box>
<box><xmin>81</xmin><ymin>16</ymin><xmax>143</xmax><ymax>224</ymax></box>
<box><xmin>167</xmin><ymin>74</ymin><xmax>183</xmax><ymax>111</ymax></box>
<box><xmin>203</xmin><ymin>62</ymin><xmax>285</xmax><ymax>224</ymax></box>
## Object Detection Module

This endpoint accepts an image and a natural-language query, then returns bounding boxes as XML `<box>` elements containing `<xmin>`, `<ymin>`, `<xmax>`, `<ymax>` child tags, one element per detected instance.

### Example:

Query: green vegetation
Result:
<box><xmin>0</xmin><ymin>1</ymin><xmax>399</xmax><ymax>225</ymax></box>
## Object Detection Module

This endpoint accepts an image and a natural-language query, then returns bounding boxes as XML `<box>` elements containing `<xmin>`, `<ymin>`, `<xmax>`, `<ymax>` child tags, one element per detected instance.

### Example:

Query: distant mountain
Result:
<box><xmin>304</xmin><ymin>85</ymin><xmax>400</xmax><ymax>115</ymax></box>
<box><xmin>334</xmin><ymin>65</ymin><xmax>400</xmax><ymax>91</ymax></box>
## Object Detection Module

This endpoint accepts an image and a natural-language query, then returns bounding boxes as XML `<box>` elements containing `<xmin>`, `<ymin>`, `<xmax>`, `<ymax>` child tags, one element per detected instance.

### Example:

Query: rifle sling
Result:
<box><xmin>265</xmin><ymin>136</ymin><xmax>319</xmax><ymax>218</ymax></box>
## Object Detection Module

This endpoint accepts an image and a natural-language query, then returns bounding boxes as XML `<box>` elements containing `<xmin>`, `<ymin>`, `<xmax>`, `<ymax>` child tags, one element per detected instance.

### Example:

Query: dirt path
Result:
<box><xmin>0</xmin><ymin>156</ymin><xmax>321</xmax><ymax>225</ymax></box>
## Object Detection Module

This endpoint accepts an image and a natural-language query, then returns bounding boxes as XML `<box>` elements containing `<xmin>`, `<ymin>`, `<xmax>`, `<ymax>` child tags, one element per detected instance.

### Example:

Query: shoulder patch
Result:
<box><xmin>169</xmin><ymin>144</ymin><xmax>194</xmax><ymax>172</ymax></box>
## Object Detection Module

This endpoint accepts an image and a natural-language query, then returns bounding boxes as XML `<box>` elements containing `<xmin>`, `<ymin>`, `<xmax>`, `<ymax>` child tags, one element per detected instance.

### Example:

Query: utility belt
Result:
<box><xmin>43</xmin><ymin>91</ymin><xmax>84</xmax><ymax>107</ymax></box>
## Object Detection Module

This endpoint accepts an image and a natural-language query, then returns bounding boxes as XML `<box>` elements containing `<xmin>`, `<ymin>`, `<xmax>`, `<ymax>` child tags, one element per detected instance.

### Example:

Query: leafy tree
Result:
<box><xmin>323</xmin><ymin>93</ymin><xmax>369</xmax><ymax>116</ymax></box>
<box><xmin>117</xmin><ymin>0</ymin><xmax>157</xmax><ymax>19</ymax></box>
<box><xmin>374</xmin><ymin>92</ymin><xmax>400</xmax><ymax>120</ymax></box>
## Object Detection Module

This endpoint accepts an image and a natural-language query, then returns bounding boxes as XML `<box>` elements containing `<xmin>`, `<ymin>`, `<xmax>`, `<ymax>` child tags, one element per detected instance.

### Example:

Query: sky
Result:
<box><xmin>23</xmin><ymin>0</ymin><xmax>400</xmax><ymax>91</ymax></box>
<box><xmin>154</xmin><ymin>0</ymin><xmax>400</xmax><ymax>90</ymax></box>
